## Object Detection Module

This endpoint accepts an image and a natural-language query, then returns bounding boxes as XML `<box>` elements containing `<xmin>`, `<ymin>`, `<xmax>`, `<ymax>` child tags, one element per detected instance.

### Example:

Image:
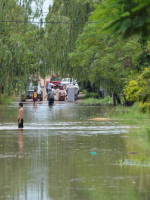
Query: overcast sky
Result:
<box><xmin>43</xmin><ymin>0</ymin><xmax>53</xmax><ymax>11</ymax></box>
<box><xmin>40</xmin><ymin>0</ymin><xmax>53</xmax><ymax>20</ymax></box>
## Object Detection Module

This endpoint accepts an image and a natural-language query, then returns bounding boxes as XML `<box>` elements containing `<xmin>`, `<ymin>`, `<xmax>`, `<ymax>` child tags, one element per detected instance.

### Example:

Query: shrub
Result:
<box><xmin>0</xmin><ymin>95</ymin><xmax>14</xmax><ymax>105</ymax></box>
<box><xmin>138</xmin><ymin>102</ymin><xmax>149</xmax><ymax>113</ymax></box>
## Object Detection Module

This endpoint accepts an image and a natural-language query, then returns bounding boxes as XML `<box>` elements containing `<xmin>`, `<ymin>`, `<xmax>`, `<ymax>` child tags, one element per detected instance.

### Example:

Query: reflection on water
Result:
<box><xmin>18</xmin><ymin>129</ymin><xmax>24</xmax><ymax>158</ymax></box>
<box><xmin>0</xmin><ymin>102</ymin><xmax>150</xmax><ymax>200</ymax></box>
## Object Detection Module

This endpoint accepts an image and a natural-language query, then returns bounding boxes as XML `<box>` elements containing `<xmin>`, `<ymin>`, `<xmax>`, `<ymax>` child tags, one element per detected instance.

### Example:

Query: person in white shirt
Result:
<box><xmin>47</xmin><ymin>81</ymin><xmax>52</xmax><ymax>90</ymax></box>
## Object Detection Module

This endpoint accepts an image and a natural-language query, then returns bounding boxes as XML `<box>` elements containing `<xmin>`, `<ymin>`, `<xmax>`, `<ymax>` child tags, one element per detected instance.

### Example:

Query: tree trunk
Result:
<box><xmin>124</xmin><ymin>96</ymin><xmax>134</xmax><ymax>106</ymax></box>
<box><xmin>0</xmin><ymin>85</ymin><xmax>4</xmax><ymax>94</ymax></box>
<box><xmin>116</xmin><ymin>94</ymin><xmax>121</xmax><ymax>104</ymax></box>
<box><xmin>112</xmin><ymin>93</ymin><xmax>116</xmax><ymax>106</ymax></box>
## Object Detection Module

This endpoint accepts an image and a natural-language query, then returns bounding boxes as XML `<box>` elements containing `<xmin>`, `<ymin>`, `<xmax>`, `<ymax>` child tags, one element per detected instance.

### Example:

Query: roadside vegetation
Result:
<box><xmin>0</xmin><ymin>95</ymin><xmax>15</xmax><ymax>105</ymax></box>
<box><xmin>0</xmin><ymin>0</ymin><xmax>46</xmax><ymax>102</ymax></box>
<box><xmin>110</xmin><ymin>103</ymin><xmax>149</xmax><ymax>125</ymax></box>
<box><xmin>82</xmin><ymin>96</ymin><xmax>112</xmax><ymax>105</ymax></box>
<box><xmin>118</xmin><ymin>123</ymin><xmax>150</xmax><ymax>167</ymax></box>
<box><xmin>111</xmin><ymin>103</ymin><xmax>150</xmax><ymax>166</ymax></box>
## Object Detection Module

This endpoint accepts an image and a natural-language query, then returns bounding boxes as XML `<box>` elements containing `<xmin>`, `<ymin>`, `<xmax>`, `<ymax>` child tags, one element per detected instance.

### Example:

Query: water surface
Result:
<box><xmin>0</xmin><ymin>102</ymin><xmax>149</xmax><ymax>200</ymax></box>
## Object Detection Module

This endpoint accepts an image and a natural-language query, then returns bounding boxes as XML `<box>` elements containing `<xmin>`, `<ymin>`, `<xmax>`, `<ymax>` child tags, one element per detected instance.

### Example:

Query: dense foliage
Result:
<box><xmin>0</xmin><ymin>0</ymin><xmax>44</xmax><ymax>101</ymax></box>
<box><xmin>68</xmin><ymin>0</ymin><xmax>150</xmax><ymax>106</ymax></box>
<box><xmin>91</xmin><ymin>0</ymin><xmax>150</xmax><ymax>38</ymax></box>
<box><xmin>69</xmin><ymin>23</ymin><xmax>141</xmax><ymax>102</ymax></box>
<box><xmin>44</xmin><ymin>0</ymin><xmax>101</xmax><ymax>75</ymax></box>
<box><xmin>124</xmin><ymin>67</ymin><xmax>150</xmax><ymax>112</ymax></box>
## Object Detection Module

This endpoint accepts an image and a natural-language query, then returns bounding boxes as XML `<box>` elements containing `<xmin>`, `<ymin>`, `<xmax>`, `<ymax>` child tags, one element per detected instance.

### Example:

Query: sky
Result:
<box><xmin>43</xmin><ymin>0</ymin><xmax>53</xmax><ymax>12</ymax></box>
<box><xmin>31</xmin><ymin>0</ymin><xmax>53</xmax><ymax>23</ymax></box>
<box><xmin>41</xmin><ymin>0</ymin><xmax>53</xmax><ymax>20</ymax></box>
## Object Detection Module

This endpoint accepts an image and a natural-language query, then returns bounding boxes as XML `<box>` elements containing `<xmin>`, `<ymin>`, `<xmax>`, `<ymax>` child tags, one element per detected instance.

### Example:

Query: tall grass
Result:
<box><xmin>107</xmin><ymin>104</ymin><xmax>150</xmax><ymax>166</ymax></box>
<box><xmin>82</xmin><ymin>90</ymin><xmax>100</xmax><ymax>98</ymax></box>
<box><xmin>83</xmin><ymin>96</ymin><xmax>112</xmax><ymax>105</ymax></box>
<box><xmin>117</xmin><ymin>125</ymin><xmax>150</xmax><ymax>166</ymax></box>
<box><xmin>110</xmin><ymin>103</ymin><xmax>149</xmax><ymax>125</ymax></box>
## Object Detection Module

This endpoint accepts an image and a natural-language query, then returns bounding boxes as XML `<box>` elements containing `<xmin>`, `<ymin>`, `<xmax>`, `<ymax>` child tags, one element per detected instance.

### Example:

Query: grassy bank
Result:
<box><xmin>110</xmin><ymin>104</ymin><xmax>150</xmax><ymax>166</ymax></box>
<box><xmin>110</xmin><ymin>103</ymin><xmax>150</xmax><ymax>125</ymax></box>
<box><xmin>118</xmin><ymin>124</ymin><xmax>150</xmax><ymax>167</ymax></box>
<box><xmin>82</xmin><ymin>96</ymin><xmax>150</xmax><ymax>126</ymax></box>
<box><xmin>82</xmin><ymin>96</ymin><xmax>112</xmax><ymax>105</ymax></box>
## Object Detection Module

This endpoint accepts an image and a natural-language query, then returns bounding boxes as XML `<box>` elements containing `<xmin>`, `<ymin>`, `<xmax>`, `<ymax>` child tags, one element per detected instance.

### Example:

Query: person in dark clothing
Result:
<box><xmin>48</xmin><ymin>88</ymin><xmax>55</xmax><ymax>106</ymax></box>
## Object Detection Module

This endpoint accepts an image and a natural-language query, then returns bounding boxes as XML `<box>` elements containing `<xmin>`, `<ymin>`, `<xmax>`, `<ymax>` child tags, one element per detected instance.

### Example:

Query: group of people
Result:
<box><xmin>46</xmin><ymin>79</ymin><xmax>67</xmax><ymax>106</ymax></box>
<box><xmin>17</xmin><ymin>88</ymin><xmax>54</xmax><ymax>129</ymax></box>
<box><xmin>18</xmin><ymin>89</ymin><xmax>54</xmax><ymax>129</ymax></box>
<box><xmin>31</xmin><ymin>80</ymin><xmax>56</xmax><ymax>107</ymax></box>
<box><xmin>18</xmin><ymin>82</ymin><xmax>54</xmax><ymax>128</ymax></box>
<box><xmin>18</xmin><ymin>80</ymin><xmax>68</xmax><ymax>128</ymax></box>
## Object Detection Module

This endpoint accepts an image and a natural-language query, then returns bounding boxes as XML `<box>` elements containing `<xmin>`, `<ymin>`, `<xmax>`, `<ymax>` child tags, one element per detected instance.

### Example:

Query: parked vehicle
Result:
<box><xmin>61</xmin><ymin>78</ymin><xmax>80</xmax><ymax>100</ymax></box>
<box><xmin>61</xmin><ymin>78</ymin><xmax>71</xmax><ymax>86</ymax></box>
<box><xmin>51</xmin><ymin>75</ymin><xmax>61</xmax><ymax>85</ymax></box>
<box><xmin>61</xmin><ymin>78</ymin><xmax>79</xmax><ymax>91</ymax></box>
<box><xmin>61</xmin><ymin>78</ymin><xmax>79</xmax><ymax>88</ymax></box>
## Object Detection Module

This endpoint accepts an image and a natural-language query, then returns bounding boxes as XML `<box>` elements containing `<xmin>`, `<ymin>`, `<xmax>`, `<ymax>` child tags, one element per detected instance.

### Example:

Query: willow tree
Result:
<box><xmin>44</xmin><ymin>0</ymin><xmax>101</xmax><ymax>76</ymax></box>
<box><xmin>0</xmin><ymin>0</ymin><xmax>44</xmax><ymax>100</ymax></box>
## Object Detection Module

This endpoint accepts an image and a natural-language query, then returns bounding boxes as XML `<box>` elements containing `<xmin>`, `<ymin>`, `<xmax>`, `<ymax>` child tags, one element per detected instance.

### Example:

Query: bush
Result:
<box><xmin>82</xmin><ymin>90</ymin><xmax>88</xmax><ymax>95</ymax></box>
<box><xmin>83</xmin><ymin>96</ymin><xmax>112</xmax><ymax>105</ymax></box>
<box><xmin>86</xmin><ymin>92</ymin><xmax>100</xmax><ymax>98</ymax></box>
<box><xmin>138</xmin><ymin>102</ymin><xmax>149</xmax><ymax>113</ymax></box>
<box><xmin>99</xmin><ymin>96</ymin><xmax>112</xmax><ymax>104</ymax></box>
<box><xmin>81</xmin><ymin>90</ymin><xmax>100</xmax><ymax>98</ymax></box>
<box><xmin>0</xmin><ymin>95</ymin><xmax>14</xmax><ymax>105</ymax></box>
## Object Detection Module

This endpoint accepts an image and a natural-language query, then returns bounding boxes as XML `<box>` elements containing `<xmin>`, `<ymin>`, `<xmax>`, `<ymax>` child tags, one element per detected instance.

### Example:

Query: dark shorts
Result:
<box><xmin>33</xmin><ymin>98</ymin><xmax>37</xmax><ymax>101</ymax></box>
<box><xmin>48</xmin><ymin>98</ymin><xmax>54</xmax><ymax>106</ymax></box>
<box><xmin>18</xmin><ymin>119</ymin><xmax>24</xmax><ymax>128</ymax></box>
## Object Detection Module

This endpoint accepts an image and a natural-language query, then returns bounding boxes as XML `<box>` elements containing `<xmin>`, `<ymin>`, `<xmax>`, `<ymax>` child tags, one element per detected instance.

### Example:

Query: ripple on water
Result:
<box><xmin>0</xmin><ymin>121</ymin><xmax>130</xmax><ymax>135</ymax></box>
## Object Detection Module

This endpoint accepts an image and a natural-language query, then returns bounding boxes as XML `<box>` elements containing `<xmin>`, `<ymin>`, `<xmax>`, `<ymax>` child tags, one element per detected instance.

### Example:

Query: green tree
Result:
<box><xmin>0</xmin><ymin>0</ymin><xmax>44</xmax><ymax>101</ymax></box>
<box><xmin>44</xmin><ymin>0</ymin><xmax>101</xmax><ymax>75</ymax></box>
<box><xmin>91</xmin><ymin>0</ymin><xmax>150</xmax><ymax>38</ymax></box>
<box><xmin>69</xmin><ymin>22</ymin><xmax>141</xmax><ymax>105</ymax></box>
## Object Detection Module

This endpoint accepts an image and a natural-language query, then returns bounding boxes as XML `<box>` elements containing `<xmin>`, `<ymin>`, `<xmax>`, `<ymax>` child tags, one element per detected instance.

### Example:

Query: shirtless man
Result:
<box><xmin>18</xmin><ymin>103</ymin><xmax>24</xmax><ymax>128</ymax></box>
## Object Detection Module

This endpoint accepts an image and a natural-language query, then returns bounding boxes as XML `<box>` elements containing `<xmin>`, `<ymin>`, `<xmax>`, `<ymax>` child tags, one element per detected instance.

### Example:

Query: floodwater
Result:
<box><xmin>0</xmin><ymin>102</ymin><xmax>150</xmax><ymax>200</ymax></box>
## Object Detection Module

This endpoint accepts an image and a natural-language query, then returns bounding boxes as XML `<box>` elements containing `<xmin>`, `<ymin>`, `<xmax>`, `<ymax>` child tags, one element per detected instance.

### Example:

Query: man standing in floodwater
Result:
<box><xmin>18</xmin><ymin>103</ymin><xmax>24</xmax><ymax>128</ymax></box>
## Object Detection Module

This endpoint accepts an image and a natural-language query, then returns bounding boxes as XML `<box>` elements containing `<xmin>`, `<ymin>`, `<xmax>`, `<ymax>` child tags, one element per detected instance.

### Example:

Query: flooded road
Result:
<box><xmin>0</xmin><ymin>102</ymin><xmax>150</xmax><ymax>200</ymax></box>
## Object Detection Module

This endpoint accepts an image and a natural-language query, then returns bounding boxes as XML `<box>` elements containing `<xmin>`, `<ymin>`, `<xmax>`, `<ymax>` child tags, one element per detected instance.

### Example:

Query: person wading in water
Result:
<box><xmin>18</xmin><ymin>103</ymin><xmax>24</xmax><ymax>128</ymax></box>
<box><xmin>48</xmin><ymin>88</ymin><xmax>55</xmax><ymax>106</ymax></box>
<box><xmin>33</xmin><ymin>89</ymin><xmax>38</xmax><ymax>105</ymax></box>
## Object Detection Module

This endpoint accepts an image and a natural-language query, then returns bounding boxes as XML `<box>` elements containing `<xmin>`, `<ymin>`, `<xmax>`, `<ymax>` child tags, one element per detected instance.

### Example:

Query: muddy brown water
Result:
<box><xmin>0</xmin><ymin>102</ymin><xmax>150</xmax><ymax>200</ymax></box>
